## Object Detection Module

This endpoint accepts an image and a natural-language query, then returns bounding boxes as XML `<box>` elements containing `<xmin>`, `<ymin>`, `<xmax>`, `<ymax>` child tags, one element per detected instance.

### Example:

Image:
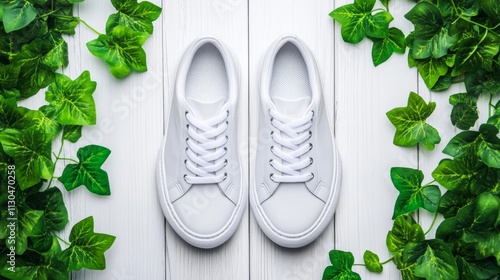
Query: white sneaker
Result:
<box><xmin>251</xmin><ymin>35</ymin><xmax>342</xmax><ymax>248</ymax></box>
<box><xmin>156</xmin><ymin>37</ymin><xmax>246</xmax><ymax>249</ymax></box>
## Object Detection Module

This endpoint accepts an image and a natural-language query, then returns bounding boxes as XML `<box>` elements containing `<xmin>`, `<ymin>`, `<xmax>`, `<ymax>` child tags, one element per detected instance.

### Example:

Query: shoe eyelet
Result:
<box><xmin>309</xmin><ymin>157</ymin><xmax>313</xmax><ymax>164</ymax></box>
<box><xmin>309</xmin><ymin>143</ymin><xmax>313</xmax><ymax>150</ymax></box>
<box><xmin>223</xmin><ymin>173</ymin><xmax>228</xmax><ymax>181</ymax></box>
<box><xmin>185</xmin><ymin>111</ymin><xmax>188</xmax><ymax>116</ymax></box>
<box><xmin>186</xmin><ymin>124</ymin><xmax>190</xmax><ymax>129</ymax></box>
<box><xmin>226</xmin><ymin>110</ymin><xmax>230</xmax><ymax>116</ymax></box>
<box><xmin>311</xmin><ymin>110</ymin><xmax>315</xmax><ymax>117</ymax></box>
<box><xmin>270</xmin><ymin>146</ymin><xmax>274</xmax><ymax>153</ymax></box>
<box><xmin>184</xmin><ymin>159</ymin><xmax>187</xmax><ymax>164</ymax></box>
<box><xmin>225</xmin><ymin>135</ymin><xmax>229</xmax><ymax>140</ymax></box>
<box><xmin>223</xmin><ymin>159</ymin><xmax>228</xmax><ymax>166</ymax></box>
<box><xmin>269</xmin><ymin>159</ymin><xmax>273</xmax><ymax>166</ymax></box>
<box><xmin>183</xmin><ymin>174</ymin><xmax>188</xmax><ymax>183</ymax></box>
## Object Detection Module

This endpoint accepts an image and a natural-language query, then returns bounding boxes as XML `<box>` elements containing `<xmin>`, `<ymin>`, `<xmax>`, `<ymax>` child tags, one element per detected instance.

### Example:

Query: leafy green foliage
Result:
<box><xmin>443</xmin><ymin>124</ymin><xmax>500</xmax><ymax>168</ymax></box>
<box><xmin>402</xmin><ymin>239</ymin><xmax>459</xmax><ymax>280</ymax></box>
<box><xmin>386</xmin><ymin>215</ymin><xmax>425</xmax><ymax>263</ymax></box>
<box><xmin>45</xmin><ymin>71</ymin><xmax>97</xmax><ymax>125</ymax></box>
<box><xmin>363</xmin><ymin>250</ymin><xmax>383</xmax><ymax>272</ymax></box>
<box><xmin>404</xmin><ymin>2</ymin><xmax>456</xmax><ymax>59</ymax></box>
<box><xmin>0</xmin><ymin>0</ymin><xmax>161</xmax><ymax>277</ymax></box>
<box><xmin>0</xmin><ymin>0</ymin><xmax>38</xmax><ymax>33</ymax></box>
<box><xmin>59</xmin><ymin>145</ymin><xmax>112</xmax><ymax>195</ymax></box>
<box><xmin>390</xmin><ymin>167</ymin><xmax>441</xmax><ymax>219</ymax></box>
<box><xmin>323</xmin><ymin>250</ymin><xmax>361</xmax><ymax>280</ymax></box>
<box><xmin>449</xmin><ymin>93</ymin><xmax>478</xmax><ymax>130</ymax></box>
<box><xmin>0</xmin><ymin>128</ymin><xmax>53</xmax><ymax>190</ymax></box>
<box><xmin>370</xmin><ymin>27</ymin><xmax>405</xmax><ymax>66</ymax></box>
<box><xmin>327</xmin><ymin>0</ymin><xmax>500</xmax><ymax>278</ymax></box>
<box><xmin>386</xmin><ymin>92</ymin><xmax>441</xmax><ymax>150</ymax></box>
<box><xmin>107</xmin><ymin>0</ymin><xmax>162</xmax><ymax>34</ymax></box>
<box><xmin>58</xmin><ymin>216</ymin><xmax>116</xmax><ymax>270</ymax></box>
<box><xmin>87</xmin><ymin>25</ymin><xmax>149</xmax><ymax>78</ymax></box>
<box><xmin>329</xmin><ymin>0</ymin><xmax>393</xmax><ymax>44</ymax></box>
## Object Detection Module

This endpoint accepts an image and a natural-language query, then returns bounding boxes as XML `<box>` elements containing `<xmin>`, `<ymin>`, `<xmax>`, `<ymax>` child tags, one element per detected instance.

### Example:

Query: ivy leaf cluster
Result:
<box><xmin>0</xmin><ymin>71</ymin><xmax>115</xmax><ymax>278</ymax></box>
<box><xmin>327</xmin><ymin>0</ymin><xmax>500</xmax><ymax>279</ymax></box>
<box><xmin>0</xmin><ymin>0</ymin><xmax>161</xmax><ymax>278</ymax></box>
<box><xmin>330</xmin><ymin>0</ymin><xmax>405</xmax><ymax>66</ymax></box>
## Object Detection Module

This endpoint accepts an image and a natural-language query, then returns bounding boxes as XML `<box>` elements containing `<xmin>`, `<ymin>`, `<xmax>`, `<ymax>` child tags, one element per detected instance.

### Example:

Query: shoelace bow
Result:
<box><xmin>269</xmin><ymin>109</ymin><xmax>314</xmax><ymax>183</ymax></box>
<box><xmin>184</xmin><ymin>110</ymin><xmax>229</xmax><ymax>184</ymax></box>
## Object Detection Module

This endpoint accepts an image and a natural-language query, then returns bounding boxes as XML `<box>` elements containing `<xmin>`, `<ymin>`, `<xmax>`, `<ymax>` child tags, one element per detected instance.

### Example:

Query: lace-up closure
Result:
<box><xmin>184</xmin><ymin>110</ymin><xmax>229</xmax><ymax>184</ymax></box>
<box><xmin>269</xmin><ymin>109</ymin><xmax>314</xmax><ymax>183</ymax></box>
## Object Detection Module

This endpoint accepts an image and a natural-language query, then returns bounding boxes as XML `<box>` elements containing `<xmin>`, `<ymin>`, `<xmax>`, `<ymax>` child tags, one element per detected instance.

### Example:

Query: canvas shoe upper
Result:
<box><xmin>156</xmin><ymin>37</ymin><xmax>245</xmax><ymax>249</ymax></box>
<box><xmin>251</xmin><ymin>35</ymin><xmax>342</xmax><ymax>248</ymax></box>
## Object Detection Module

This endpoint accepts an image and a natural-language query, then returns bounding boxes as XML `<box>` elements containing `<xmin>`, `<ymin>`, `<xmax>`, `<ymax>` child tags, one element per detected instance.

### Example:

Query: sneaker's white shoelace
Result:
<box><xmin>269</xmin><ymin>109</ymin><xmax>314</xmax><ymax>183</ymax></box>
<box><xmin>184</xmin><ymin>110</ymin><xmax>229</xmax><ymax>184</ymax></box>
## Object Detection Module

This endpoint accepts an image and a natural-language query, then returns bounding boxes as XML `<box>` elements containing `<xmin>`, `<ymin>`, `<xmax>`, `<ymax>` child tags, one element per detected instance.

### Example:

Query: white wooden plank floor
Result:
<box><xmin>28</xmin><ymin>0</ymin><xmax>464</xmax><ymax>279</ymax></box>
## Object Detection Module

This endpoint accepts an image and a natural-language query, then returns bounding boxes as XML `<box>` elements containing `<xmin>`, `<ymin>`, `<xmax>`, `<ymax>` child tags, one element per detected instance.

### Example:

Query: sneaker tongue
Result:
<box><xmin>186</xmin><ymin>96</ymin><xmax>226</xmax><ymax>119</ymax></box>
<box><xmin>272</xmin><ymin>96</ymin><xmax>311</xmax><ymax>118</ymax></box>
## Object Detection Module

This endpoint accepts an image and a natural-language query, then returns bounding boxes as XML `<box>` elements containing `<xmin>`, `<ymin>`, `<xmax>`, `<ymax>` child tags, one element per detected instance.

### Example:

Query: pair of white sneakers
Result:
<box><xmin>156</xmin><ymin>35</ymin><xmax>341</xmax><ymax>249</ymax></box>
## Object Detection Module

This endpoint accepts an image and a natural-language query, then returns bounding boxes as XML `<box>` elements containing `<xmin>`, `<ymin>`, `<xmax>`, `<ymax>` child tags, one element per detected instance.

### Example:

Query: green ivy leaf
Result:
<box><xmin>405</xmin><ymin>2</ymin><xmax>456</xmax><ymax>59</ymax></box>
<box><xmin>58</xmin><ymin>145</ymin><xmax>111</xmax><ymax>195</ymax></box>
<box><xmin>6</xmin><ymin>185</ymin><xmax>46</xmax><ymax>255</ymax></box>
<box><xmin>106</xmin><ymin>0</ymin><xmax>162</xmax><ymax>34</ymax></box>
<box><xmin>438</xmin><ymin>190</ymin><xmax>475</xmax><ymax>218</ymax></box>
<box><xmin>329</xmin><ymin>0</ymin><xmax>375</xmax><ymax>44</ymax></box>
<box><xmin>58</xmin><ymin>216</ymin><xmax>115</xmax><ymax>270</ymax></box>
<box><xmin>62</xmin><ymin>125</ymin><xmax>82</xmax><ymax>143</ymax></box>
<box><xmin>455</xmin><ymin>0</ymin><xmax>480</xmax><ymax>16</ymax></box>
<box><xmin>454</xmin><ymin>32</ymin><xmax>500</xmax><ymax>73</ymax></box>
<box><xmin>365</xmin><ymin>11</ymin><xmax>393</xmax><ymax>39</ymax></box>
<box><xmin>51</xmin><ymin>7</ymin><xmax>79</xmax><ymax>35</ymax></box>
<box><xmin>14</xmin><ymin>106</ymin><xmax>62</xmax><ymax>141</ymax></box>
<box><xmin>443</xmin><ymin>124</ymin><xmax>500</xmax><ymax>168</ymax></box>
<box><xmin>0</xmin><ymin>20</ymin><xmax>48</xmax><ymax>62</ymax></box>
<box><xmin>387</xmin><ymin>215</ymin><xmax>425</xmax><ymax>261</ymax></box>
<box><xmin>87</xmin><ymin>25</ymin><xmax>148</xmax><ymax>78</ymax></box>
<box><xmin>456</xmin><ymin>256</ymin><xmax>500</xmax><ymax>280</ymax></box>
<box><xmin>322</xmin><ymin>250</ymin><xmax>361</xmax><ymax>280</ymax></box>
<box><xmin>432</xmin><ymin>154</ymin><xmax>485</xmax><ymax>193</ymax></box>
<box><xmin>449</xmin><ymin>93</ymin><xmax>478</xmax><ymax>130</ymax></box>
<box><xmin>386</xmin><ymin>92</ymin><xmax>441</xmax><ymax>150</ymax></box>
<box><xmin>363</xmin><ymin>250</ymin><xmax>383</xmax><ymax>273</ymax></box>
<box><xmin>0</xmin><ymin>95</ymin><xmax>22</xmax><ymax>130</ymax></box>
<box><xmin>464</xmin><ymin>69</ymin><xmax>500</xmax><ymax>96</ymax></box>
<box><xmin>480</xmin><ymin>0</ymin><xmax>500</xmax><ymax>22</ymax></box>
<box><xmin>42</xmin><ymin>32</ymin><xmax>69</xmax><ymax>70</ymax></box>
<box><xmin>0</xmin><ymin>64</ymin><xmax>21</xmax><ymax>91</ymax></box>
<box><xmin>11</xmin><ymin>38</ymin><xmax>56</xmax><ymax>98</ymax></box>
<box><xmin>436</xmin><ymin>193</ymin><xmax>500</xmax><ymax>265</ymax></box>
<box><xmin>431</xmin><ymin>74</ymin><xmax>452</xmax><ymax>91</ymax></box>
<box><xmin>25</xmin><ymin>188</ymin><xmax>68</xmax><ymax>231</ymax></box>
<box><xmin>416</xmin><ymin>56</ymin><xmax>449</xmax><ymax>89</ymax></box>
<box><xmin>0</xmin><ymin>128</ymin><xmax>53</xmax><ymax>189</ymax></box>
<box><xmin>371</xmin><ymin>27</ymin><xmax>406</xmax><ymax>66</ymax></box>
<box><xmin>403</xmin><ymin>239</ymin><xmax>459</xmax><ymax>280</ymax></box>
<box><xmin>1</xmin><ymin>0</ymin><xmax>37</xmax><ymax>33</ymax></box>
<box><xmin>45</xmin><ymin>71</ymin><xmax>97</xmax><ymax>126</ymax></box>
<box><xmin>0</xmin><ymin>249</ymin><xmax>68</xmax><ymax>280</ymax></box>
<box><xmin>487</xmin><ymin>101</ymin><xmax>500</xmax><ymax>130</ymax></box>
<box><xmin>390</xmin><ymin>167</ymin><xmax>441</xmax><ymax>219</ymax></box>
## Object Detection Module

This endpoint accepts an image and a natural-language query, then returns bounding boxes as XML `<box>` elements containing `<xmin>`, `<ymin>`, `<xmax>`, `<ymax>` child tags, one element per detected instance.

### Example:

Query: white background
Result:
<box><xmin>21</xmin><ymin>0</ymin><xmax>472</xmax><ymax>279</ymax></box>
